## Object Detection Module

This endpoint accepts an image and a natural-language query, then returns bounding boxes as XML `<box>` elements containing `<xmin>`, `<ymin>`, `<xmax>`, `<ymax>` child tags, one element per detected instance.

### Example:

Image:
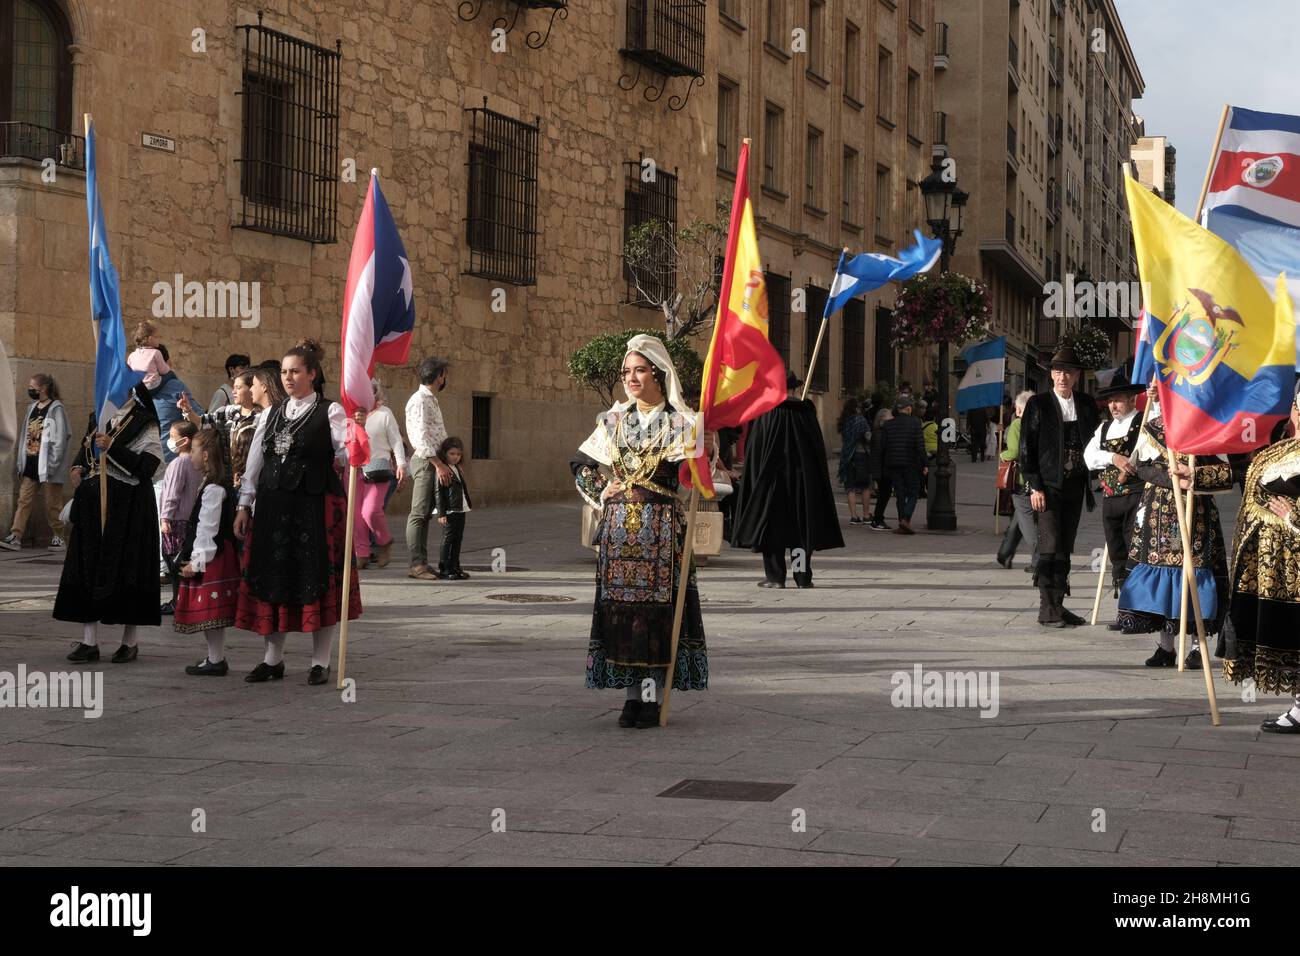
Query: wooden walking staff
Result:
<box><xmin>1165</xmin><ymin>446</ymin><xmax>1220</xmax><ymax>724</ymax></box>
<box><xmin>659</xmin><ymin>485</ymin><xmax>701</xmax><ymax>726</ymax></box>
<box><xmin>335</xmin><ymin>461</ymin><xmax>360</xmax><ymax>689</ymax></box>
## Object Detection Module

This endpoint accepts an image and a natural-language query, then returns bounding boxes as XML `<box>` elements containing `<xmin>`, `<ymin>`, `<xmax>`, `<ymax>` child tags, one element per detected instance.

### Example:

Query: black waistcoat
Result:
<box><xmin>258</xmin><ymin>399</ymin><xmax>344</xmax><ymax>497</ymax></box>
<box><xmin>179</xmin><ymin>481</ymin><xmax>238</xmax><ymax>565</ymax></box>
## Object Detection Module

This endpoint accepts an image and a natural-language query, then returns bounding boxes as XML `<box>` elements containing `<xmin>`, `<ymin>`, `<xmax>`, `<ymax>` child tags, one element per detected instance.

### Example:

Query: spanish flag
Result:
<box><xmin>682</xmin><ymin>141</ymin><xmax>788</xmax><ymax>497</ymax></box>
<box><xmin>1126</xmin><ymin>176</ymin><xmax>1295</xmax><ymax>454</ymax></box>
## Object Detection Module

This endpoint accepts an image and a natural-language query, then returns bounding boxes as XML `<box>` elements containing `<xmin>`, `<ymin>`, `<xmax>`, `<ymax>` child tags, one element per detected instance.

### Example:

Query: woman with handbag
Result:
<box><xmin>353</xmin><ymin>378</ymin><xmax>407</xmax><ymax>569</ymax></box>
<box><xmin>995</xmin><ymin>391</ymin><xmax>1037</xmax><ymax>571</ymax></box>
<box><xmin>835</xmin><ymin>398</ymin><xmax>871</xmax><ymax>524</ymax></box>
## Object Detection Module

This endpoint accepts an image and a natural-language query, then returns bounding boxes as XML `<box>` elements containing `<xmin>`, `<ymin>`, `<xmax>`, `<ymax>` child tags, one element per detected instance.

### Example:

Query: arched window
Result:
<box><xmin>0</xmin><ymin>0</ymin><xmax>74</xmax><ymax>134</ymax></box>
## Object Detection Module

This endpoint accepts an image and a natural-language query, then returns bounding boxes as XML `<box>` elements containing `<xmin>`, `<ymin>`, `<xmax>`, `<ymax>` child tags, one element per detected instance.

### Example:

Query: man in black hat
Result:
<box><xmin>732</xmin><ymin>372</ymin><xmax>844</xmax><ymax>588</ymax></box>
<box><xmin>1084</xmin><ymin>372</ymin><xmax>1145</xmax><ymax>625</ymax></box>
<box><xmin>1018</xmin><ymin>347</ymin><xmax>1101</xmax><ymax>627</ymax></box>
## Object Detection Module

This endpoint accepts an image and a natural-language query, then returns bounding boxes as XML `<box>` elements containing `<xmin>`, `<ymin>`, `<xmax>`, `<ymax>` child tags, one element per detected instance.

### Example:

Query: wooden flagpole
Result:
<box><xmin>659</xmin><ymin>485</ymin><xmax>701</xmax><ymax>726</ymax></box>
<box><xmin>335</xmin><ymin>462</ymin><xmax>360</xmax><ymax>687</ymax></box>
<box><xmin>1165</xmin><ymin>446</ymin><xmax>1219</xmax><ymax>724</ymax></box>
<box><xmin>1193</xmin><ymin>104</ymin><xmax>1231</xmax><ymax>225</ymax></box>
<box><xmin>800</xmin><ymin>248</ymin><xmax>847</xmax><ymax>403</ymax></box>
<box><xmin>84</xmin><ymin>112</ymin><xmax>110</xmax><ymax>532</ymax></box>
<box><xmin>1176</xmin><ymin>455</ymin><xmax>1197</xmax><ymax>670</ymax></box>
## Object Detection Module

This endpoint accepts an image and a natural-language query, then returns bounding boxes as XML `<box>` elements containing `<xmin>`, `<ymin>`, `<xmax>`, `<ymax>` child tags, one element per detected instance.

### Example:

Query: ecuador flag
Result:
<box><xmin>1125</xmin><ymin>176</ymin><xmax>1295</xmax><ymax>454</ymax></box>
<box><xmin>681</xmin><ymin>140</ymin><xmax>787</xmax><ymax>496</ymax></box>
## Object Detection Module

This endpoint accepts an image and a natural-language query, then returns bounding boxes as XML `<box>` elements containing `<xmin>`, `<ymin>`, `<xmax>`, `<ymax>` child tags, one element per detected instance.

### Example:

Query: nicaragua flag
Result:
<box><xmin>340</xmin><ymin>169</ymin><xmax>415</xmax><ymax>465</ymax></box>
<box><xmin>1127</xmin><ymin>175</ymin><xmax>1295</xmax><ymax>455</ymax></box>
<box><xmin>823</xmin><ymin>230</ymin><xmax>942</xmax><ymax>317</ymax></box>
<box><xmin>955</xmin><ymin>336</ymin><xmax>1006</xmax><ymax>413</ymax></box>
<box><xmin>85</xmin><ymin>118</ymin><xmax>144</xmax><ymax>443</ymax></box>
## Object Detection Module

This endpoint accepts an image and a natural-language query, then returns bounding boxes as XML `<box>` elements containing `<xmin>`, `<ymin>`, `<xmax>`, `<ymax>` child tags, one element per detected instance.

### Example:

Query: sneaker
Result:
<box><xmin>1184</xmin><ymin>648</ymin><xmax>1203</xmax><ymax>669</ymax></box>
<box><xmin>849</xmin><ymin>516</ymin><xmax>863</xmax><ymax>525</ymax></box>
<box><xmin>0</xmin><ymin>532</ymin><xmax>19</xmax><ymax>551</ymax></box>
<box><xmin>867</xmin><ymin>519</ymin><xmax>890</xmax><ymax>531</ymax></box>
<box><xmin>48</xmin><ymin>536</ymin><xmax>65</xmax><ymax>550</ymax></box>
<box><xmin>1144</xmin><ymin>646</ymin><xmax>1177</xmax><ymax>668</ymax></box>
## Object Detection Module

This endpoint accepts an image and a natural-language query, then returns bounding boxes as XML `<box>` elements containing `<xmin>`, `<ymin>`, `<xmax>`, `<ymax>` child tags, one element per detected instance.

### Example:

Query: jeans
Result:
<box><xmin>887</xmin><ymin>466</ymin><xmax>920</xmax><ymax>521</ymax></box>
<box><xmin>405</xmin><ymin>455</ymin><xmax>436</xmax><ymax>568</ymax></box>
<box><xmin>999</xmin><ymin>491</ymin><xmax>1039</xmax><ymax>566</ymax></box>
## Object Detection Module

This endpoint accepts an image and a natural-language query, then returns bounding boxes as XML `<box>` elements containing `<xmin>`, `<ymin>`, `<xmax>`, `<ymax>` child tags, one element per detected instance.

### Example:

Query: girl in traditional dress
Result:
<box><xmin>1116</xmin><ymin>390</ymin><xmax>1232</xmax><ymax>669</ymax></box>
<box><xmin>56</xmin><ymin>383</ymin><xmax>162</xmax><ymax>663</ymax></box>
<box><xmin>1220</xmin><ymin>384</ymin><xmax>1300</xmax><ymax>733</ymax></box>
<box><xmin>570</xmin><ymin>334</ymin><xmax>709</xmax><ymax>729</ymax></box>
<box><xmin>177</xmin><ymin>428</ymin><xmax>241</xmax><ymax>676</ymax></box>
<box><xmin>234</xmin><ymin>339</ymin><xmax>361</xmax><ymax>686</ymax></box>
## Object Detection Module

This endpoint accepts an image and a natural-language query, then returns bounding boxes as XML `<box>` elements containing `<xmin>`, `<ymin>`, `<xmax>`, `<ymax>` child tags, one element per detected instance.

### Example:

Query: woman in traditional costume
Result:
<box><xmin>56</xmin><ymin>383</ymin><xmax>162</xmax><ymax>663</ymax></box>
<box><xmin>1116</xmin><ymin>390</ymin><xmax>1232</xmax><ymax>668</ymax></box>
<box><xmin>1220</xmin><ymin>384</ymin><xmax>1300</xmax><ymax>733</ymax></box>
<box><xmin>234</xmin><ymin>339</ymin><xmax>361</xmax><ymax>686</ymax></box>
<box><xmin>570</xmin><ymin>334</ymin><xmax>708</xmax><ymax>729</ymax></box>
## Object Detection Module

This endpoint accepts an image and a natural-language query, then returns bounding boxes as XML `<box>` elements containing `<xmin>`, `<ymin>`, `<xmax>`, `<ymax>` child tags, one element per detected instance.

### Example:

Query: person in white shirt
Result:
<box><xmin>404</xmin><ymin>356</ymin><xmax>453</xmax><ymax>580</ymax></box>
<box><xmin>233</xmin><ymin>339</ymin><xmax>361</xmax><ymax>686</ymax></box>
<box><xmin>355</xmin><ymin>378</ymin><xmax>407</xmax><ymax>569</ymax></box>
<box><xmin>1083</xmin><ymin>376</ymin><xmax>1144</xmax><ymax>615</ymax></box>
<box><xmin>1018</xmin><ymin>347</ymin><xmax>1101</xmax><ymax>628</ymax></box>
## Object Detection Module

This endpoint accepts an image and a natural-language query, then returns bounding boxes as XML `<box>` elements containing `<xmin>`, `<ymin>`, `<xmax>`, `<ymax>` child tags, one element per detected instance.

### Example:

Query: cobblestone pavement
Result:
<box><xmin>1</xmin><ymin>460</ymin><xmax>1292</xmax><ymax>867</ymax></box>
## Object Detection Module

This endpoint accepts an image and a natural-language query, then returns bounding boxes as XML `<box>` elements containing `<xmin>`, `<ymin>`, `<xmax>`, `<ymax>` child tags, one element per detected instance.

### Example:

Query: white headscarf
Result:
<box><xmin>578</xmin><ymin>333</ymin><xmax>699</xmax><ymax>466</ymax></box>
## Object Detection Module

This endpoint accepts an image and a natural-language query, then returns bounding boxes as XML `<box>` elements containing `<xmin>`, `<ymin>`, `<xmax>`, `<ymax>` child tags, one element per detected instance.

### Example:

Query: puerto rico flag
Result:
<box><xmin>340</xmin><ymin>169</ymin><xmax>415</xmax><ymax>464</ymax></box>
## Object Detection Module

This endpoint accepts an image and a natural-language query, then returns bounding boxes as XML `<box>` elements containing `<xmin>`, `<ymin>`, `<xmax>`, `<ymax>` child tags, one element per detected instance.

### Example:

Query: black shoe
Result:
<box><xmin>159</xmin><ymin>601</ymin><xmax>175</xmax><ymax>616</ymax></box>
<box><xmin>794</xmin><ymin>579</ymin><xmax>814</xmax><ymax>589</ymax></box>
<box><xmin>996</xmin><ymin>553</ymin><xmax>1013</xmax><ymax>569</ymax></box>
<box><xmin>1184</xmin><ymin>648</ymin><xmax>1203</xmax><ymax>669</ymax></box>
<box><xmin>757</xmin><ymin>580</ymin><xmax>785</xmax><ymax>589</ymax></box>
<box><xmin>185</xmin><ymin>658</ymin><xmax>228</xmax><ymax>676</ymax></box>
<box><xmin>868</xmin><ymin>519</ymin><xmax>890</xmax><ymax>531</ymax></box>
<box><xmin>849</xmin><ymin>516</ymin><xmax>863</xmax><ymax>525</ymax></box>
<box><xmin>434</xmin><ymin>568</ymin><xmax>452</xmax><ymax>580</ymax></box>
<box><xmin>1060</xmin><ymin>608</ymin><xmax>1087</xmax><ymax>627</ymax></box>
<box><xmin>308</xmin><ymin>665</ymin><xmax>331</xmax><ymax>686</ymax></box>
<box><xmin>1145</xmin><ymin>646</ymin><xmax>1177</xmax><ymax>667</ymax></box>
<box><xmin>1039</xmin><ymin>620</ymin><xmax>1069</xmax><ymax>629</ymax></box>
<box><xmin>1261</xmin><ymin>715</ymin><xmax>1300</xmax><ymax>734</ymax></box>
<box><xmin>244</xmin><ymin>661</ymin><xmax>285</xmax><ymax>683</ymax></box>
<box><xmin>451</xmin><ymin>569</ymin><xmax>471</xmax><ymax>580</ymax></box>
<box><xmin>66</xmin><ymin>642</ymin><xmax>99</xmax><ymax>663</ymax></box>
<box><xmin>635</xmin><ymin>702</ymin><xmax>661</xmax><ymax>728</ymax></box>
<box><xmin>110</xmin><ymin>644</ymin><xmax>138</xmax><ymax>663</ymax></box>
<box><xmin>618</xmin><ymin>699</ymin><xmax>642</xmax><ymax>728</ymax></box>
<box><xmin>1106</xmin><ymin>621</ymin><xmax>1124</xmax><ymax>631</ymax></box>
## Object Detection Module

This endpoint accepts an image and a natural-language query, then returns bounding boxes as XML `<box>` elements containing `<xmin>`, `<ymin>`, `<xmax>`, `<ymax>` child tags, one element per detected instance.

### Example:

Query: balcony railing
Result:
<box><xmin>622</xmin><ymin>0</ymin><xmax>706</xmax><ymax>78</ymax></box>
<box><xmin>935</xmin><ymin>21</ymin><xmax>949</xmax><ymax>57</ymax></box>
<box><xmin>934</xmin><ymin>110</ymin><xmax>947</xmax><ymax>145</ymax></box>
<box><xmin>1008</xmin><ymin>36</ymin><xmax>1019</xmax><ymax>73</ymax></box>
<box><xmin>1036</xmin><ymin>316</ymin><xmax>1059</xmax><ymax>349</ymax></box>
<box><xmin>0</xmin><ymin>122</ymin><xmax>85</xmax><ymax>170</ymax></box>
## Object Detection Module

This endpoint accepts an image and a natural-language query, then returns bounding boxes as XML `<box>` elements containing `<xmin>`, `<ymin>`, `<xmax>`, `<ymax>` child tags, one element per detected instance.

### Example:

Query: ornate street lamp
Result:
<box><xmin>918</xmin><ymin>160</ymin><xmax>966</xmax><ymax>531</ymax></box>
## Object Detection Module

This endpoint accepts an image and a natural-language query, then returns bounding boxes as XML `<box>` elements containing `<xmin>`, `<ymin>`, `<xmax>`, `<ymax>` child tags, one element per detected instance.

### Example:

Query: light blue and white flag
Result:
<box><xmin>823</xmin><ymin>230</ymin><xmax>943</xmax><ymax>318</ymax></box>
<box><xmin>86</xmin><ymin>119</ymin><xmax>143</xmax><ymax>438</ymax></box>
<box><xmin>955</xmin><ymin>336</ymin><xmax>1006</xmax><ymax>413</ymax></box>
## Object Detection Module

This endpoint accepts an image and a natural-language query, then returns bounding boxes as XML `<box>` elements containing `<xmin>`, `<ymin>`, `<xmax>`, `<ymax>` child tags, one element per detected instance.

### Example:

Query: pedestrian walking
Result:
<box><xmin>836</xmin><ymin>397</ymin><xmax>871</xmax><ymax>524</ymax></box>
<box><xmin>433</xmin><ymin>436</ymin><xmax>472</xmax><ymax>579</ymax></box>
<box><xmin>867</xmin><ymin>408</ymin><xmax>894</xmax><ymax>530</ymax></box>
<box><xmin>355</xmin><ymin>379</ymin><xmax>407</xmax><ymax>569</ymax></box>
<box><xmin>2</xmin><ymin>373</ymin><xmax>70</xmax><ymax>551</ymax></box>
<box><xmin>404</xmin><ymin>356</ymin><xmax>453</xmax><ymax>580</ymax></box>
<box><xmin>995</xmin><ymin>390</ymin><xmax>1038</xmax><ymax>571</ymax></box>
<box><xmin>873</xmin><ymin>395</ymin><xmax>926</xmax><ymax>535</ymax></box>
<box><xmin>967</xmin><ymin>405</ymin><xmax>989</xmax><ymax>463</ymax></box>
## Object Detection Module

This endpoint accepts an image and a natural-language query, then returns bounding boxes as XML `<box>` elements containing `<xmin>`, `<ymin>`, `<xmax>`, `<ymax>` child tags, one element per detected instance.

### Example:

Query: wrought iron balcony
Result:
<box><xmin>622</xmin><ymin>0</ymin><xmax>706</xmax><ymax>78</ymax></box>
<box><xmin>0</xmin><ymin>122</ymin><xmax>85</xmax><ymax>170</ymax></box>
<box><xmin>934</xmin><ymin>21</ymin><xmax>949</xmax><ymax>69</ymax></box>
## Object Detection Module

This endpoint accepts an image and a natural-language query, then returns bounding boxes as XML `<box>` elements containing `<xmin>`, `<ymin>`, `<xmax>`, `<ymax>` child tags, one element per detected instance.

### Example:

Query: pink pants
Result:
<box><xmin>353</xmin><ymin>479</ymin><xmax>393</xmax><ymax>558</ymax></box>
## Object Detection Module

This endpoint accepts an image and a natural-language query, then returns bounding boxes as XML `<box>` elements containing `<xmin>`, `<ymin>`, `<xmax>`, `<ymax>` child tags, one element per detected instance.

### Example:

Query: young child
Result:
<box><xmin>177</xmin><ymin>428</ymin><xmax>241</xmax><ymax>675</ymax></box>
<box><xmin>159</xmin><ymin>420</ymin><xmax>200</xmax><ymax>614</ymax></box>
<box><xmin>127</xmin><ymin>320</ymin><xmax>170</xmax><ymax>393</ymax></box>
<box><xmin>434</xmin><ymin>436</ymin><xmax>472</xmax><ymax>580</ymax></box>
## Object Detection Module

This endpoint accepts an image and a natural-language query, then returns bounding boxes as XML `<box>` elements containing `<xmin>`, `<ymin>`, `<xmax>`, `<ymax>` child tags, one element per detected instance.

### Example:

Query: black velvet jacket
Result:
<box><xmin>1019</xmin><ymin>388</ymin><xmax>1100</xmax><ymax>494</ymax></box>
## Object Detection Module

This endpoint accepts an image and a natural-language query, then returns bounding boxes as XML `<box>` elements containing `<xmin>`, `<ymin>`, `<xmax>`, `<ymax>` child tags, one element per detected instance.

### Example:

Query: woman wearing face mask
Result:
<box><xmin>2</xmin><ymin>373</ymin><xmax>70</xmax><ymax>551</ymax></box>
<box><xmin>233</xmin><ymin>339</ymin><xmax>361</xmax><ymax>686</ymax></box>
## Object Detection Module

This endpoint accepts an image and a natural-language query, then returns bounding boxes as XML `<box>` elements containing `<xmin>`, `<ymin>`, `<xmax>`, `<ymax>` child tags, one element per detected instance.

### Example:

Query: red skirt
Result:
<box><xmin>174</xmin><ymin>544</ymin><xmax>241</xmax><ymax>634</ymax></box>
<box><xmin>234</xmin><ymin>492</ymin><xmax>362</xmax><ymax>636</ymax></box>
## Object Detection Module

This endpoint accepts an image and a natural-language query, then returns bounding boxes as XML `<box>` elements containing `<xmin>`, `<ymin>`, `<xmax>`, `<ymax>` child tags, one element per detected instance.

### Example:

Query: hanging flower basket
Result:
<box><xmin>1056</xmin><ymin>322</ymin><xmax>1111</xmax><ymax>370</ymax></box>
<box><xmin>890</xmin><ymin>272</ymin><xmax>993</xmax><ymax>349</ymax></box>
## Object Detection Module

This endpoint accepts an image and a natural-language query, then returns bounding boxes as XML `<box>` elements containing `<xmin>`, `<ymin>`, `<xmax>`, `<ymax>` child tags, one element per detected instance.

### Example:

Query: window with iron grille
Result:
<box><xmin>804</xmin><ymin>285</ymin><xmax>830</xmax><ymax>392</ymax></box>
<box><xmin>623</xmin><ymin>160</ymin><xmax>678</xmax><ymax>306</ymax></box>
<box><xmin>805</xmin><ymin>125</ymin><xmax>823</xmax><ymax>209</ymax></box>
<box><xmin>766</xmin><ymin>271</ymin><xmax>791</xmax><ymax>366</ymax></box>
<box><xmin>236</xmin><ymin>15</ymin><xmax>340</xmax><ymax>244</ymax></box>
<box><xmin>807</xmin><ymin>0</ymin><xmax>826</xmax><ymax>76</ymax></box>
<box><xmin>842</xmin><ymin>146</ymin><xmax>859</xmax><ymax>226</ymax></box>
<box><xmin>622</xmin><ymin>0</ymin><xmax>706</xmax><ymax>77</ymax></box>
<box><xmin>472</xmin><ymin>395</ymin><xmax>492</xmax><ymax>460</ymax></box>
<box><xmin>874</xmin><ymin>165</ymin><xmax>890</xmax><ymax>241</ymax></box>
<box><xmin>717</xmin><ymin>78</ymin><xmax>738</xmax><ymax>172</ymax></box>
<box><xmin>843</xmin><ymin>21</ymin><xmax>861</xmax><ymax>101</ymax></box>
<box><xmin>842</xmin><ymin>298</ymin><xmax>865</xmax><ymax>392</ymax></box>
<box><xmin>0</xmin><ymin>0</ymin><xmax>77</xmax><ymax>166</ymax></box>
<box><xmin>763</xmin><ymin>102</ymin><xmax>784</xmax><ymax>192</ymax></box>
<box><xmin>465</xmin><ymin>103</ymin><xmax>539</xmax><ymax>286</ymax></box>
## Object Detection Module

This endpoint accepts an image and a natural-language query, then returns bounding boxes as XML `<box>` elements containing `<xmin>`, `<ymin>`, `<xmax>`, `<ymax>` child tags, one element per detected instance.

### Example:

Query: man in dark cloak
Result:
<box><xmin>731</xmin><ymin>373</ymin><xmax>844</xmax><ymax>588</ymax></box>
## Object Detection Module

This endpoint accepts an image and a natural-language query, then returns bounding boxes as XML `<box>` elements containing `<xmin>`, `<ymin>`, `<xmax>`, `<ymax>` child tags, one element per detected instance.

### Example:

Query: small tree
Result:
<box><xmin>568</xmin><ymin>329</ymin><xmax>703</xmax><ymax>408</ymax></box>
<box><xmin>623</xmin><ymin>200</ymin><xmax>730</xmax><ymax>341</ymax></box>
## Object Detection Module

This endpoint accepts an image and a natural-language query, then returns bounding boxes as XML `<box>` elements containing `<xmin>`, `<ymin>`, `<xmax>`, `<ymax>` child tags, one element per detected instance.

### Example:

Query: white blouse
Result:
<box><xmin>365</xmin><ymin>405</ymin><xmax>407</xmax><ymax>469</ymax></box>
<box><xmin>238</xmin><ymin>393</ymin><xmax>348</xmax><ymax>509</ymax></box>
<box><xmin>188</xmin><ymin>484</ymin><xmax>226</xmax><ymax>572</ymax></box>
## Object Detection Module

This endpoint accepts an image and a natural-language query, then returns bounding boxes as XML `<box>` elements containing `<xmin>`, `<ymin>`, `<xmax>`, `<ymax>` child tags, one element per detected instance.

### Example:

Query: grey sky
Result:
<box><xmin>1114</xmin><ymin>0</ymin><xmax>1300</xmax><ymax>219</ymax></box>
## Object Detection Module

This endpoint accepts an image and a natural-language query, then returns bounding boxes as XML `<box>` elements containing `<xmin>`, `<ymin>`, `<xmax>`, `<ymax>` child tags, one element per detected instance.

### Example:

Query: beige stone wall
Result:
<box><xmin>2</xmin><ymin>0</ymin><xmax>727</xmax><ymax>527</ymax></box>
